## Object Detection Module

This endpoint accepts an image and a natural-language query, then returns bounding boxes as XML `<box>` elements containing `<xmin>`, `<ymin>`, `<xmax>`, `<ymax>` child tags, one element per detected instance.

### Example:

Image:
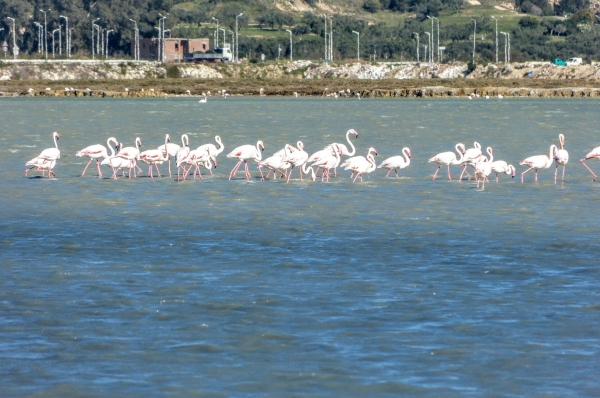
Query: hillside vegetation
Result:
<box><xmin>1</xmin><ymin>0</ymin><xmax>600</xmax><ymax>63</ymax></box>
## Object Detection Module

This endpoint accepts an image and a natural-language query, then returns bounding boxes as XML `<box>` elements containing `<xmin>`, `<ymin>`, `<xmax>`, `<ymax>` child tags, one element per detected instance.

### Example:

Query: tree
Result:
<box><xmin>364</xmin><ymin>0</ymin><xmax>381</xmax><ymax>13</ymax></box>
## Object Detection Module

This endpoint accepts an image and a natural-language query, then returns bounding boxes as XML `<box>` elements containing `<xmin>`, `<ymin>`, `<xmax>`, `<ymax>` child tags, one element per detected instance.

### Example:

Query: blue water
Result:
<box><xmin>1</xmin><ymin>97</ymin><xmax>600</xmax><ymax>396</ymax></box>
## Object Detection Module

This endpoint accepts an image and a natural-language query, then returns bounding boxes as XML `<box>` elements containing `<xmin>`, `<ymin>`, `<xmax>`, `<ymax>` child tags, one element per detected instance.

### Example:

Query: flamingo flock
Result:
<box><xmin>23</xmin><ymin>131</ymin><xmax>600</xmax><ymax>188</ymax></box>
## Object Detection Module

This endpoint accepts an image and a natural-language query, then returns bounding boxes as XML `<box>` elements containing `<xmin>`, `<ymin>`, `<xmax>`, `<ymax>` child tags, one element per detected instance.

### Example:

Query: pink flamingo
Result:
<box><xmin>554</xmin><ymin>134</ymin><xmax>569</xmax><ymax>184</ymax></box>
<box><xmin>347</xmin><ymin>153</ymin><xmax>377</xmax><ymax>182</ymax></box>
<box><xmin>428</xmin><ymin>143</ymin><xmax>465</xmax><ymax>180</ymax></box>
<box><xmin>196</xmin><ymin>135</ymin><xmax>224</xmax><ymax>174</ymax></box>
<box><xmin>312</xmin><ymin>144</ymin><xmax>341</xmax><ymax>182</ymax></box>
<box><xmin>158</xmin><ymin>134</ymin><xmax>185</xmax><ymax>178</ymax></box>
<box><xmin>100</xmin><ymin>138</ymin><xmax>123</xmax><ymax>179</ymax></box>
<box><xmin>139</xmin><ymin>135</ymin><xmax>170</xmax><ymax>178</ymax></box>
<box><xmin>459</xmin><ymin>141</ymin><xmax>482</xmax><ymax>180</ymax></box>
<box><xmin>341</xmin><ymin>147</ymin><xmax>378</xmax><ymax>179</ymax></box>
<box><xmin>490</xmin><ymin>160</ymin><xmax>516</xmax><ymax>182</ymax></box>
<box><xmin>475</xmin><ymin>147</ymin><xmax>493</xmax><ymax>189</ymax></box>
<box><xmin>227</xmin><ymin>140</ymin><xmax>265</xmax><ymax>180</ymax></box>
<box><xmin>284</xmin><ymin>141</ymin><xmax>309</xmax><ymax>182</ymax></box>
<box><xmin>520</xmin><ymin>144</ymin><xmax>557</xmax><ymax>183</ymax></box>
<box><xmin>378</xmin><ymin>147</ymin><xmax>411</xmax><ymax>178</ymax></box>
<box><xmin>580</xmin><ymin>145</ymin><xmax>600</xmax><ymax>181</ymax></box>
<box><xmin>76</xmin><ymin>138</ymin><xmax>111</xmax><ymax>177</ymax></box>
<box><xmin>25</xmin><ymin>132</ymin><xmax>61</xmax><ymax>178</ymax></box>
<box><xmin>116</xmin><ymin>137</ymin><xmax>143</xmax><ymax>179</ymax></box>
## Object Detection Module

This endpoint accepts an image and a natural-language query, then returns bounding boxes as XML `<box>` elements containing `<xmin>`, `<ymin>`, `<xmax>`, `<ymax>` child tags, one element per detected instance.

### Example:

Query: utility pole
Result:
<box><xmin>92</xmin><ymin>18</ymin><xmax>99</xmax><ymax>59</ymax></box>
<box><xmin>352</xmin><ymin>30</ymin><xmax>360</xmax><ymax>60</ymax></box>
<box><xmin>491</xmin><ymin>16</ymin><xmax>498</xmax><ymax>64</ymax></box>
<box><xmin>60</xmin><ymin>16</ymin><xmax>69</xmax><ymax>58</ymax></box>
<box><xmin>413</xmin><ymin>32</ymin><xmax>419</xmax><ymax>62</ymax></box>
<box><xmin>471</xmin><ymin>18</ymin><xmax>476</xmax><ymax>65</ymax></box>
<box><xmin>236</xmin><ymin>13</ymin><xmax>243</xmax><ymax>63</ymax></box>
<box><xmin>6</xmin><ymin>17</ymin><xmax>17</xmax><ymax>59</ymax></box>
<box><xmin>285</xmin><ymin>29</ymin><xmax>292</xmax><ymax>61</ymax></box>
<box><xmin>40</xmin><ymin>9</ymin><xmax>51</xmax><ymax>59</ymax></box>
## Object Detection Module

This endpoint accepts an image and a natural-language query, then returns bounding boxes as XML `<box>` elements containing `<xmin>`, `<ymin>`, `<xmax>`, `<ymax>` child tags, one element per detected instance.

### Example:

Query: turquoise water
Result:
<box><xmin>1</xmin><ymin>97</ymin><xmax>600</xmax><ymax>396</ymax></box>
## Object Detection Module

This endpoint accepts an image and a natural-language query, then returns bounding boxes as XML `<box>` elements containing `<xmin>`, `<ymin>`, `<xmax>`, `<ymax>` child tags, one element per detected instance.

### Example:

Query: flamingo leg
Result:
<box><xmin>244</xmin><ymin>161</ymin><xmax>251</xmax><ymax>180</ymax></box>
<box><xmin>535</xmin><ymin>169</ymin><xmax>538</xmax><ymax>181</ymax></box>
<box><xmin>80</xmin><ymin>158</ymin><xmax>94</xmax><ymax>176</ymax></box>
<box><xmin>447</xmin><ymin>165</ymin><xmax>452</xmax><ymax>180</ymax></box>
<box><xmin>96</xmin><ymin>160</ymin><xmax>103</xmax><ymax>178</ymax></box>
<box><xmin>395</xmin><ymin>170</ymin><xmax>399</xmax><ymax>178</ymax></box>
<box><xmin>562</xmin><ymin>165</ymin><xmax>566</xmax><ymax>184</ymax></box>
<box><xmin>168</xmin><ymin>159</ymin><xmax>172</xmax><ymax>178</ymax></box>
<box><xmin>431</xmin><ymin>165</ymin><xmax>440</xmax><ymax>181</ymax></box>
<box><xmin>155</xmin><ymin>164</ymin><xmax>162</xmax><ymax>177</ymax></box>
<box><xmin>496</xmin><ymin>173</ymin><xmax>499</xmax><ymax>183</ymax></box>
<box><xmin>521</xmin><ymin>166</ymin><xmax>534</xmax><ymax>183</ymax></box>
<box><xmin>385</xmin><ymin>169</ymin><xmax>391</xmax><ymax>178</ymax></box>
<box><xmin>287</xmin><ymin>166</ymin><xmax>294</xmax><ymax>183</ymax></box>
<box><xmin>580</xmin><ymin>159</ymin><xmax>597</xmax><ymax>181</ymax></box>
<box><xmin>554</xmin><ymin>165</ymin><xmax>559</xmax><ymax>184</ymax></box>
<box><xmin>353</xmin><ymin>172</ymin><xmax>360</xmax><ymax>183</ymax></box>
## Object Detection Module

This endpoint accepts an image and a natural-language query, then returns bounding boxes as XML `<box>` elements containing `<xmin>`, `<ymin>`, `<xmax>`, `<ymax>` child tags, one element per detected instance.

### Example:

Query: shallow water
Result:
<box><xmin>1</xmin><ymin>97</ymin><xmax>600</xmax><ymax>396</ymax></box>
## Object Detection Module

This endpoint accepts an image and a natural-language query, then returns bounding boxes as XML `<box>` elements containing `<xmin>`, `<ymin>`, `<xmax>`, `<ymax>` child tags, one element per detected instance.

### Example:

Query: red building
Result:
<box><xmin>132</xmin><ymin>38</ymin><xmax>210</xmax><ymax>62</ymax></box>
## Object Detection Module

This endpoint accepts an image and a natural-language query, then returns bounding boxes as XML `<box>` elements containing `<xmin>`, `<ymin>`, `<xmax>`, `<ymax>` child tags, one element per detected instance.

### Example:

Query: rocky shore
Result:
<box><xmin>1</xmin><ymin>59</ymin><xmax>600</xmax><ymax>98</ymax></box>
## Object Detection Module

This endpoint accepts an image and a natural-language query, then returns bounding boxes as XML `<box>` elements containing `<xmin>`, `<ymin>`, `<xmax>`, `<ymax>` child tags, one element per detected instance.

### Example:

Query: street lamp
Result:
<box><xmin>219</xmin><ymin>28</ymin><xmax>226</xmax><ymax>48</ymax></box>
<box><xmin>471</xmin><ymin>18</ymin><xmax>476</xmax><ymax>65</ymax></box>
<box><xmin>106</xmin><ymin>29</ymin><xmax>113</xmax><ymax>58</ymax></box>
<box><xmin>52</xmin><ymin>29</ymin><xmax>59</xmax><ymax>58</ymax></box>
<box><xmin>501</xmin><ymin>32</ymin><xmax>510</xmax><ymax>63</ymax></box>
<box><xmin>413</xmin><ymin>32</ymin><xmax>419</xmax><ymax>62</ymax></box>
<box><xmin>129</xmin><ymin>19</ymin><xmax>139</xmax><ymax>60</ymax></box>
<box><xmin>92</xmin><ymin>18</ymin><xmax>100</xmax><ymax>59</ymax></box>
<box><xmin>60</xmin><ymin>15</ymin><xmax>69</xmax><ymax>58</ymax></box>
<box><xmin>236</xmin><ymin>13</ymin><xmax>243</xmax><ymax>62</ymax></box>
<box><xmin>154</xmin><ymin>27</ymin><xmax>161</xmax><ymax>60</ymax></box>
<box><xmin>0</xmin><ymin>28</ymin><xmax>4</xmax><ymax>60</ymax></box>
<box><xmin>285</xmin><ymin>29</ymin><xmax>292</xmax><ymax>61</ymax></box>
<box><xmin>212</xmin><ymin>17</ymin><xmax>219</xmax><ymax>48</ymax></box>
<box><xmin>324</xmin><ymin>14</ymin><xmax>328</xmax><ymax>62</ymax></box>
<box><xmin>159</xmin><ymin>14</ymin><xmax>167</xmax><ymax>63</ymax></box>
<box><xmin>427</xmin><ymin>16</ymin><xmax>437</xmax><ymax>63</ymax></box>
<box><xmin>491</xmin><ymin>16</ymin><xmax>498</xmax><ymax>64</ymax></box>
<box><xmin>40</xmin><ymin>9</ymin><xmax>50</xmax><ymax>59</ymax></box>
<box><xmin>34</xmin><ymin>23</ymin><xmax>42</xmax><ymax>53</ymax></box>
<box><xmin>330</xmin><ymin>16</ymin><xmax>333</xmax><ymax>61</ymax></box>
<box><xmin>424</xmin><ymin>32</ymin><xmax>431</xmax><ymax>63</ymax></box>
<box><xmin>6</xmin><ymin>17</ymin><xmax>17</xmax><ymax>60</ymax></box>
<box><xmin>352</xmin><ymin>30</ymin><xmax>359</xmax><ymax>60</ymax></box>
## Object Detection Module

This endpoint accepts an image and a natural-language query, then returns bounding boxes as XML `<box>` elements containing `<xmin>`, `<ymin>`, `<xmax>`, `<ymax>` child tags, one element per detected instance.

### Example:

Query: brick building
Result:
<box><xmin>132</xmin><ymin>38</ymin><xmax>210</xmax><ymax>62</ymax></box>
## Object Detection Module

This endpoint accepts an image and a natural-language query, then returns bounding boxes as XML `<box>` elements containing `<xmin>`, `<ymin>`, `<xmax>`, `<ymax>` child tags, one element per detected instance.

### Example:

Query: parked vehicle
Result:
<box><xmin>567</xmin><ymin>57</ymin><xmax>582</xmax><ymax>66</ymax></box>
<box><xmin>552</xmin><ymin>58</ymin><xmax>567</xmax><ymax>66</ymax></box>
<box><xmin>191</xmin><ymin>45</ymin><xmax>233</xmax><ymax>63</ymax></box>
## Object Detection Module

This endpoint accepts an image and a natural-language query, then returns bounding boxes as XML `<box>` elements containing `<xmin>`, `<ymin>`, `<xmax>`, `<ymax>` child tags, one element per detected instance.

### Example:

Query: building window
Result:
<box><xmin>175</xmin><ymin>43</ymin><xmax>179</xmax><ymax>50</ymax></box>
<box><xmin>202</xmin><ymin>44</ymin><xmax>206</xmax><ymax>50</ymax></box>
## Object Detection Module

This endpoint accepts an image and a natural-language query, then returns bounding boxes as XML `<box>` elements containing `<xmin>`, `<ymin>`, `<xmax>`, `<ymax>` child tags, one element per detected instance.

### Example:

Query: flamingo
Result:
<box><xmin>199</xmin><ymin>95</ymin><xmax>207</xmax><ymax>103</ymax></box>
<box><xmin>580</xmin><ymin>146</ymin><xmax>600</xmax><ymax>181</ymax></box>
<box><xmin>378</xmin><ymin>147</ymin><xmax>411</xmax><ymax>178</ymax></box>
<box><xmin>196</xmin><ymin>135</ymin><xmax>225</xmax><ymax>159</ymax></box>
<box><xmin>38</xmin><ymin>132</ymin><xmax>61</xmax><ymax>162</ymax></box>
<box><xmin>100</xmin><ymin>138</ymin><xmax>123</xmax><ymax>179</ymax></box>
<box><xmin>227</xmin><ymin>140</ymin><xmax>265</xmax><ymax>180</ymax></box>
<box><xmin>139</xmin><ymin>135</ymin><xmax>170</xmax><ymax>178</ymax></box>
<box><xmin>158</xmin><ymin>134</ymin><xmax>186</xmax><ymax>178</ymax></box>
<box><xmin>76</xmin><ymin>138</ymin><xmax>111</xmax><ymax>177</ymax></box>
<box><xmin>186</xmin><ymin>150</ymin><xmax>218</xmax><ymax>180</ymax></box>
<box><xmin>520</xmin><ymin>144</ymin><xmax>558</xmax><ymax>183</ymax></box>
<box><xmin>347</xmin><ymin>154</ymin><xmax>377</xmax><ymax>182</ymax></box>
<box><xmin>459</xmin><ymin>141</ymin><xmax>483</xmax><ymax>180</ymax></box>
<box><xmin>490</xmin><ymin>160</ymin><xmax>516</xmax><ymax>182</ymax></box>
<box><xmin>25</xmin><ymin>158</ymin><xmax>56</xmax><ymax>178</ymax></box>
<box><xmin>475</xmin><ymin>147</ymin><xmax>494</xmax><ymax>189</ymax></box>
<box><xmin>428</xmin><ymin>143</ymin><xmax>466</xmax><ymax>181</ymax></box>
<box><xmin>175</xmin><ymin>134</ymin><xmax>191</xmax><ymax>182</ymax></box>
<box><xmin>258</xmin><ymin>153</ymin><xmax>291</xmax><ymax>181</ymax></box>
<box><xmin>554</xmin><ymin>133</ymin><xmax>569</xmax><ymax>184</ymax></box>
<box><xmin>325</xmin><ymin>129</ymin><xmax>358</xmax><ymax>176</ymax></box>
<box><xmin>301</xmin><ymin>163</ymin><xmax>317</xmax><ymax>181</ymax></box>
<box><xmin>116</xmin><ymin>137</ymin><xmax>143</xmax><ymax>179</ymax></box>
<box><xmin>313</xmin><ymin>144</ymin><xmax>341</xmax><ymax>182</ymax></box>
<box><xmin>341</xmin><ymin>147</ymin><xmax>378</xmax><ymax>178</ymax></box>
<box><xmin>284</xmin><ymin>141</ymin><xmax>309</xmax><ymax>182</ymax></box>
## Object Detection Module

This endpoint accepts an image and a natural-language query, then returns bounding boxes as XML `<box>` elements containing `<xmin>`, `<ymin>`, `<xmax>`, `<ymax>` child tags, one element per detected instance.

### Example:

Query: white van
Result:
<box><xmin>567</xmin><ymin>57</ymin><xmax>582</xmax><ymax>66</ymax></box>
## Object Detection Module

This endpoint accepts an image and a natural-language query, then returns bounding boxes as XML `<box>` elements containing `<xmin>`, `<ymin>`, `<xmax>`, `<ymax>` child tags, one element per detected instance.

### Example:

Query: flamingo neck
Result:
<box><xmin>403</xmin><ymin>148</ymin><xmax>411</xmax><ymax>164</ymax></box>
<box><xmin>54</xmin><ymin>134</ymin><xmax>59</xmax><ymax>149</ymax></box>
<box><xmin>455</xmin><ymin>144</ymin><xmax>464</xmax><ymax>163</ymax></box>
<box><xmin>215</xmin><ymin>136</ymin><xmax>224</xmax><ymax>155</ymax></box>
<box><xmin>346</xmin><ymin>131</ymin><xmax>356</xmax><ymax>156</ymax></box>
<box><xmin>107</xmin><ymin>138</ymin><xmax>116</xmax><ymax>157</ymax></box>
<box><xmin>164</xmin><ymin>135</ymin><xmax>170</xmax><ymax>160</ymax></box>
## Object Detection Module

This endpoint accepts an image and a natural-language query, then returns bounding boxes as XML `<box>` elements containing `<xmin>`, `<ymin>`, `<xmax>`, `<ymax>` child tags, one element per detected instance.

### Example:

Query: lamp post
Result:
<box><xmin>154</xmin><ymin>27</ymin><xmax>161</xmax><ymax>60</ymax></box>
<box><xmin>413</xmin><ymin>32</ymin><xmax>419</xmax><ymax>62</ymax></box>
<box><xmin>92</xmin><ymin>18</ymin><xmax>100</xmax><ymax>59</ymax></box>
<box><xmin>52</xmin><ymin>29</ymin><xmax>58</xmax><ymax>58</ymax></box>
<box><xmin>330</xmin><ymin>17</ymin><xmax>333</xmax><ymax>61</ymax></box>
<box><xmin>6</xmin><ymin>17</ymin><xmax>17</xmax><ymax>60</ymax></box>
<box><xmin>60</xmin><ymin>15</ymin><xmax>69</xmax><ymax>58</ymax></box>
<box><xmin>57</xmin><ymin>25</ymin><xmax>62</xmax><ymax>56</ymax></box>
<box><xmin>212</xmin><ymin>17</ymin><xmax>219</xmax><ymax>48</ymax></box>
<box><xmin>236</xmin><ymin>13</ymin><xmax>243</xmax><ymax>62</ymax></box>
<box><xmin>491</xmin><ymin>16</ymin><xmax>498</xmax><ymax>64</ymax></box>
<box><xmin>285</xmin><ymin>29</ymin><xmax>292</xmax><ymax>61</ymax></box>
<box><xmin>219</xmin><ymin>28</ymin><xmax>226</xmax><ymax>49</ymax></box>
<box><xmin>427</xmin><ymin>16</ymin><xmax>437</xmax><ymax>63</ymax></box>
<box><xmin>34</xmin><ymin>23</ymin><xmax>42</xmax><ymax>53</ymax></box>
<box><xmin>159</xmin><ymin>14</ymin><xmax>167</xmax><ymax>63</ymax></box>
<box><xmin>501</xmin><ymin>32</ymin><xmax>510</xmax><ymax>63</ymax></box>
<box><xmin>40</xmin><ymin>9</ymin><xmax>50</xmax><ymax>59</ymax></box>
<box><xmin>324</xmin><ymin>14</ymin><xmax>328</xmax><ymax>62</ymax></box>
<box><xmin>0</xmin><ymin>28</ymin><xmax>4</xmax><ymax>60</ymax></box>
<box><xmin>471</xmin><ymin>18</ymin><xmax>476</xmax><ymax>65</ymax></box>
<box><xmin>352</xmin><ymin>30</ymin><xmax>359</xmax><ymax>60</ymax></box>
<box><xmin>424</xmin><ymin>32</ymin><xmax>431</xmax><ymax>63</ymax></box>
<box><xmin>129</xmin><ymin>19</ymin><xmax>139</xmax><ymax>61</ymax></box>
<box><xmin>106</xmin><ymin>29</ymin><xmax>113</xmax><ymax>58</ymax></box>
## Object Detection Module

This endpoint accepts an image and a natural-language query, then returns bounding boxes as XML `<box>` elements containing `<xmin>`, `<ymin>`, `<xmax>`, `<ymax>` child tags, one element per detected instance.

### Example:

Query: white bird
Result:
<box><xmin>116</xmin><ymin>137</ymin><xmax>143</xmax><ymax>179</ymax></box>
<box><xmin>199</xmin><ymin>95</ymin><xmax>207</xmax><ymax>103</ymax></box>
<box><xmin>227</xmin><ymin>140</ymin><xmax>265</xmax><ymax>180</ymax></box>
<box><xmin>342</xmin><ymin>147</ymin><xmax>378</xmax><ymax>179</ymax></box>
<box><xmin>139</xmin><ymin>134</ymin><xmax>170</xmax><ymax>178</ymax></box>
<box><xmin>312</xmin><ymin>144</ymin><xmax>341</xmax><ymax>182</ymax></box>
<box><xmin>158</xmin><ymin>134</ymin><xmax>185</xmax><ymax>178</ymax></box>
<box><xmin>378</xmin><ymin>147</ymin><xmax>411</xmax><ymax>178</ymax></box>
<box><xmin>490</xmin><ymin>160</ymin><xmax>516</xmax><ymax>182</ymax></box>
<box><xmin>175</xmin><ymin>134</ymin><xmax>191</xmax><ymax>182</ymax></box>
<box><xmin>150</xmin><ymin>88</ymin><xmax>155</xmax><ymax>92</ymax></box>
<box><xmin>428</xmin><ymin>143</ymin><xmax>466</xmax><ymax>181</ymax></box>
<box><xmin>301</xmin><ymin>163</ymin><xmax>317</xmax><ymax>181</ymax></box>
<box><xmin>293</xmin><ymin>92</ymin><xmax>298</xmax><ymax>97</ymax></box>
<box><xmin>28</xmin><ymin>88</ymin><xmax>34</xmax><ymax>93</ymax></box>
<box><xmin>284</xmin><ymin>141</ymin><xmax>309</xmax><ymax>182</ymax></box>
<box><xmin>125</xmin><ymin>88</ymin><xmax>129</xmax><ymax>92</ymax></box>
<box><xmin>76</xmin><ymin>138</ymin><xmax>112</xmax><ymax>177</ymax></box>
<box><xmin>185</xmin><ymin>149</ymin><xmax>217</xmax><ymax>180</ymax></box>
<box><xmin>186</xmin><ymin>90</ymin><xmax>191</xmax><ymax>95</ymax></box>
<box><xmin>196</xmin><ymin>136</ymin><xmax>224</xmax><ymax>174</ymax></box>
<box><xmin>347</xmin><ymin>154</ymin><xmax>377</xmax><ymax>182</ymax></box>
<box><xmin>520</xmin><ymin>144</ymin><xmax>558</xmax><ymax>183</ymax></box>
<box><xmin>498</xmin><ymin>94</ymin><xmax>504</xmax><ymax>99</ymax></box>
<box><xmin>25</xmin><ymin>158</ymin><xmax>56</xmax><ymax>178</ymax></box>
<box><xmin>554</xmin><ymin>133</ymin><xmax>569</xmax><ymax>184</ymax></box>
<box><xmin>459</xmin><ymin>141</ymin><xmax>483</xmax><ymax>180</ymax></box>
<box><xmin>325</xmin><ymin>129</ymin><xmax>359</xmax><ymax>176</ymax></box>
<box><xmin>258</xmin><ymin>154</ymin><xmax>290</xmax><ymax>180</ymax></box>
<box><xmin>100</xmin><ymin>138</ymin><xmax>123</xmax><ymax>179</ymax></box>
<box><xmin>475</xmin><ymin>147</ymin><xmax>494</xmax><ymax>189</ymax></box>
<box><xmin>37</xmin><ymin>132</ymin><xmax>61</xmax><ymax>163</ymax></box>
<box><xmin>580</xmin><ymin>145</ymin><xmax>600</xmax><ymax>181</ymax></box>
